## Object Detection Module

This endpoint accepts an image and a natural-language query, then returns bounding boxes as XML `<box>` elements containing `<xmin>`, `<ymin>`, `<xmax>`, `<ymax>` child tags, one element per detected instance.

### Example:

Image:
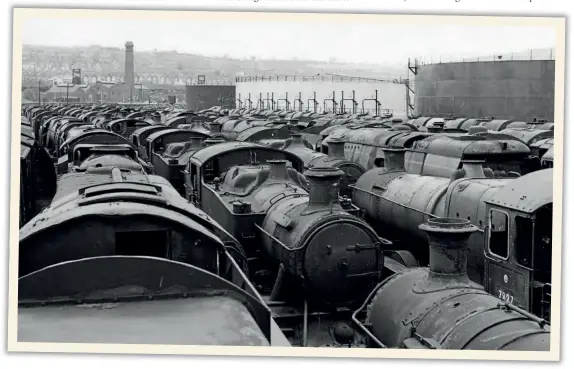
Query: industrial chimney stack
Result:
<box><xmin>125</xmin><ymin>41</ymin><xmax>135</xmax><ymax>102</ymax></box>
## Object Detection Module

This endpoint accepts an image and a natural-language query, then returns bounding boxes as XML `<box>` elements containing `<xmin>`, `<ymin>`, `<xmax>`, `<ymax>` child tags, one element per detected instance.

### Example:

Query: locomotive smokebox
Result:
<box><xmin>326</xmin><ymin>138</ymin><xmax>346</xmax><ymax>159</ymax></box>
<box><xmin>418</xmin><ymin>218</ymin><xmax>479</xmax><ymax>279</ymax></box>
<box><xmin>304</xmin><ymin>167</ymin><xmax>344</xmax><ymax>207</ymax></box>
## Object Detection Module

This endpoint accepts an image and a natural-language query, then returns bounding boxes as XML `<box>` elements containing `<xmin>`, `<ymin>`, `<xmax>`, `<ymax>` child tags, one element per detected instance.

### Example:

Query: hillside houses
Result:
<box><xmin>42</xmin><ymin>81</ymin><xmax>151</xmax><ymax>103</ymax></box>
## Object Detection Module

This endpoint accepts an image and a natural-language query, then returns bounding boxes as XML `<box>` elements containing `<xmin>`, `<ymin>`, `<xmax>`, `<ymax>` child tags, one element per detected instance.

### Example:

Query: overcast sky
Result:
<box><xmin>21</xmin><ymin>16</ymin><xmax>557</xmax><ymax>65</ymax></box>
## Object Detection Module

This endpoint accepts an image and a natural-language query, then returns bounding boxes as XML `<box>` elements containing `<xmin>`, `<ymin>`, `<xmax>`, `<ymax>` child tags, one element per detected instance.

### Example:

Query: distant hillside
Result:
<box><xmin>21</xmin><ymin>44</ymin><xmax>406</xmax><ymax>82</ymax></box>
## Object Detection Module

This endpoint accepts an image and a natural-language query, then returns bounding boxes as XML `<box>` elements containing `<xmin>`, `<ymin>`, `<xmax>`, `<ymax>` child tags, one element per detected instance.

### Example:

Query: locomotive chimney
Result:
<box><xmin>461</xmin><ymin>159</ymin><xmax>486</xmax><ymax>178</ymax></box>
<box><xmin>419</xmin><ymin>218</ymin><xmax>478</xmax><ymax>278</ymax></box>
<box><xmin>381</xmin><ymin>146</ymin><xmax>405</xmax><ymax>171</ymax></box>
<box><xmin>267</xmin><ymin>160</ymin><xmax>290</xmax><ymax>181</ymax></box>
<box><xmin>187</xmin><ymin>136</ymin><xmax>204</xmax><ymax>149</ymax></box>
<box><xmin>209</xmin><ymin>122</ymin><xmax>222</xmax><ymax>134</ymax></box>
<box><xmin>304</xmin><ymin>167</ymin><xmax>344</xmax><ymax>206</ymax></box>
<box><xmin>289</xmin><ymin>132</ymin><xmax>304</xmax><ymax>146</ymax></box>
<box><xmin>124</xmin><ymin>41</ymin><xmax>135</xmax><ymax>101</ymax></box>
<box><xmin>327</xmin><ymin>138</ymin><xmax>346</xmax><ymax>159</ymax></box>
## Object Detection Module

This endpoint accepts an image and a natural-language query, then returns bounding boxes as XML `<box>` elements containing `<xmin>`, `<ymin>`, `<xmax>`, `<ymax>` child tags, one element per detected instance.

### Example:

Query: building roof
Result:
<box><xmin>46</xmin><ymin>84</ymin><xmax>88</xmax><ymax>94</ymax></box>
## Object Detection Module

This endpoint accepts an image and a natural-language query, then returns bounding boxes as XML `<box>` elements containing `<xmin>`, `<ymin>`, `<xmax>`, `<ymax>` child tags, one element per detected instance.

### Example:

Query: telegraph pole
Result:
<box><xmin>37</xmin><ymin>80</ymin><xmax>41</xmax><ymax>105</ymax></box>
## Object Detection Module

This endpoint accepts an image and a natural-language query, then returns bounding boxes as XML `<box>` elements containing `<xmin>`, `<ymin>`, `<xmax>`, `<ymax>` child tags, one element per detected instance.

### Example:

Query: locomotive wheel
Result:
<box><xmin>387</xmin><ymin>250</ymin><xmax>419</xmax><ymax>268</ymax></box>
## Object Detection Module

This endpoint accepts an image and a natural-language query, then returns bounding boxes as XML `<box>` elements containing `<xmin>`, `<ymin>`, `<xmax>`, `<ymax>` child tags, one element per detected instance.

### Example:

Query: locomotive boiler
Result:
<box><xmin>258</xmin><ymin>164</ymin><xmax>386</xmax><ymax>309</ymax></box>
<box><xmin>184</xmin><ymin>142</ymin><xmax>390</xmax><ymax>309</ymax></box>
<box><xmin>353</xmin><ymin>217</ymin><xmax>550</xmax><ymax>351</ymax></box>
<box><xmin>352</xmin><ymin>146</ymin><xmax>553</xmax><ymax>321</ymax></box>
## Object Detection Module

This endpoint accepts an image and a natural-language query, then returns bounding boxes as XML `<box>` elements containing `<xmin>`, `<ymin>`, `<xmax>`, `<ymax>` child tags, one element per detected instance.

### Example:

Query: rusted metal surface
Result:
<box><xmin>19</xmin><ymin>162</ymin><xmax>233</xmax><ymax>277</ymax></box>
<box><xmin>360</xmin><ymin>218</ymin><xmax>550</xmax><ymax>351</ymax></box>
<box><xmin>307</xmin><ymin>155</ymin><xmax>366</xmax><ymax>199</ymax></box>
<box><xmin>190</xmin><ymin>141</ymin><xmax>305</xmax><ymax>174</ymax></box>
<box><xmin>498</xmin><ymin>128</ymin><xmax>554</xmax><ymax>145</ymax></box>
<box><xmin>443</xmin><ymin>118</ymin><xmax>470</xmax><ymax>131</ymax></box>
<box><xmin>281</xmin><ymin>134</ymin><xmax>326</xmax><ymax>167</ymax></box>
<box><xmin>542</xmin><ymin>146</ymin><xmax>554</xmax><ymax>167</ymax></box>
<box><xmin>486</xmin><ymin>168</ymin><xmax>553</xmax><ymax>213</ymax></box>
<box><xmin>105</xmin><ymin>118</ymin><xmax>151</xmax><ymax>138</ymax></box>
<box><xmin>146</xmin><ymin>128</ymin><xmax>210</xmax><ymax>161</ymax></box>
<box><xmin>130</xmin><ymin>125</ymin><xmax>171</xmax><ymax>159</ymax></box>
<box><xmin>59</xmin><ymin>130</ymin><xmax>134</xmax><ymax>158</ymax></box>
<box><xmin>236</xmin><ymin>126</ymin><xmax>290</xmax><ymax>142</ymax></box>
<box><xmin>256</xmin><ymin>165</ymin><xmax>384</xmax><ymax>308</ymax></box>
<box><xmin>410</xmin><ymin>134</ymin><xmax>531</xmax><ymax>158</ymax></box>
<box><xmin>442</xmin><ymin>177</ymin><xmax>511</xmax><ymax>282</ymax></box>
<box><xmin>18</xmin><ymin>255</ymin><xmax>278</xmax><ymax>346</ymax></box>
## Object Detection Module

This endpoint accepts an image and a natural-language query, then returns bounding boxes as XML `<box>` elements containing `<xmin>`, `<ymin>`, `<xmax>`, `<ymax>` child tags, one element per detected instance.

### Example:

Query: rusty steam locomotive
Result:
<box><xmin>17</xmin><ymin>103</ymin><xmax>553</xmax><ymax>351</ymax></box>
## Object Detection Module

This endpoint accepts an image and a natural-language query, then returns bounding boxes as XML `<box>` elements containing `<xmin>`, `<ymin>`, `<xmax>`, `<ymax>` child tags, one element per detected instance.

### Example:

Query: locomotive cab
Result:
<box><xmin>483</xmin><ymin>169</ymin><xmax>553</xmax><ymax>322</ymax></box>
<box><xmin>70</xmin><ymin>144</ymin><xmax>142</xmax><ymax>173</ymax></box>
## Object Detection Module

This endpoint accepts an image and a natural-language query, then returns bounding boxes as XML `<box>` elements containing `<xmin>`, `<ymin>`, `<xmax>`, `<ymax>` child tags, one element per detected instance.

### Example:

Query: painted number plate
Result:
<box><xmin>498</xmin><ymin>289</ymin><xmax>515</xmax><ymax>304</ymax></box>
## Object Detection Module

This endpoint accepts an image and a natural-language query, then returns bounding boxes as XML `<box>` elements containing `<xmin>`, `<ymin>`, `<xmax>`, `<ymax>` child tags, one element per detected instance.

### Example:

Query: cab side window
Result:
<box><xmin>515</xmin><ymin>216</ymin><xmax>534</xmax><ymax>268</ymax></box>
<box><xmin>488</xmin><ymin>209</ymin><xmax>509</xmax><ymax>259</ymax></box>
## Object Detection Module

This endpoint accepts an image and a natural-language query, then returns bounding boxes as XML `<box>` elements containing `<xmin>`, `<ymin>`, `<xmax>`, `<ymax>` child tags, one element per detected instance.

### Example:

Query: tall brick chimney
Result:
<box><xmin>124</xmin><ymin>41</ymin><xmax>134</xmax><ymax>101</ymax></box>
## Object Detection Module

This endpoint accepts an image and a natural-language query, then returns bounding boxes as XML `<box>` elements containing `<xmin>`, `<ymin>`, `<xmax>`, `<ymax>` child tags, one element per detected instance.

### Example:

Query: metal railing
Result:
<box><xmin>236</xmin><ymin>74</ymin><xmax>407</xmax><ymax>84</ymax></box>
<box><xmin>412</xmin><ymin>48</ymin><xmax>556</xmax><ymax>66</ymax></box>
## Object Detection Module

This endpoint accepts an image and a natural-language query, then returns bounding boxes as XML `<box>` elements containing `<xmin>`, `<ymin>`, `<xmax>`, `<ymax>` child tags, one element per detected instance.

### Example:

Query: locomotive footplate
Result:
<box><xmin>262</xmin><ymin>296</ymin><xmax>366</xmax><ymax>347</ymax></box>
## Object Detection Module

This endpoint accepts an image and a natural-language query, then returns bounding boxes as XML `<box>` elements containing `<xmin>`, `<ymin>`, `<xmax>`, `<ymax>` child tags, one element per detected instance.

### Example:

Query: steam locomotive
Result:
<box><xmin>353</xmin><ymin>217</ymin><xmax>550</xmax><ymax>351</ymax></box>
<box><xmin>17</xmin><ymin>103</ymin><xmax>553</xmax><ymax>351</ymax></box>
<box><xmin>18</xmin><ymin>122</ymin><xmax>288</xmax><ymax>347</ymax></box>
<box><xmin>352</xmin><ymin>146</ymin><xmax>553</xmax><ymax>322</ymax></box>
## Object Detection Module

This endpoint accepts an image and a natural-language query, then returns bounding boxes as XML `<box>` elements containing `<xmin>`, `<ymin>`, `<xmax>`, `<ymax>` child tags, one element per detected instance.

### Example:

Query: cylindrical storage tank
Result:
<box><xmin>363</xmin><ymin>218</ymin><xmax>550</xmax><ymax>351</ymax></box>
<box><xmin>415</xmin><ymin>60</ymin><xmax>555</xmax><ymax>121</ymax></box>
